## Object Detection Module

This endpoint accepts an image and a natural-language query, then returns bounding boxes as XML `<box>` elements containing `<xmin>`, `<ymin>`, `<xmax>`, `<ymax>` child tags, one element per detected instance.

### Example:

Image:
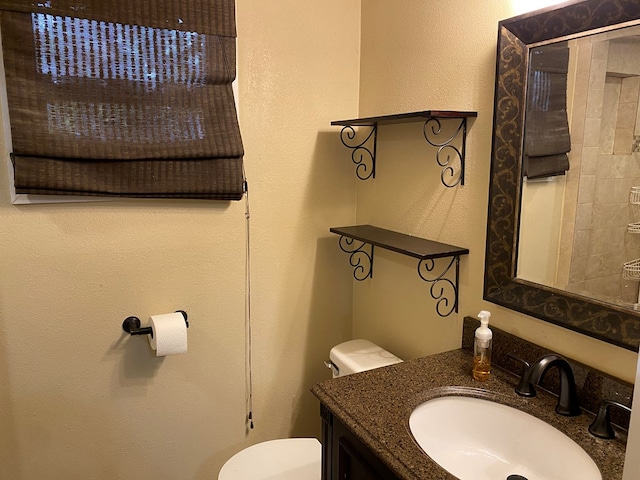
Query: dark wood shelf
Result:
<box><xmin>331</xmin><ymin>110</ymin><xmax>477</xmax><ymax>127</ymax></box>
<box><xmin>329</xmin><ymin>225</ymin><xmax>468</xmax><ymax>317</ymax></box>
<box><xmin>329</xmin><ymin>225</ymin><xmax>468</xmax><ymax>260</ymax></box>
<box><xmin>331</xmin><ymin>110</ymin><xmax>477</xmax><ymax>187</ymax></box>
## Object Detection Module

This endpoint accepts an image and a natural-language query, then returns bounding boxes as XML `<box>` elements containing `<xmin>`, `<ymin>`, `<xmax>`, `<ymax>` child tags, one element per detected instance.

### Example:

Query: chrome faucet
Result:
<box><xmin>512</xmin><ymin>353</ymin><xmax>581</xmax><ymax>416</ymax></box>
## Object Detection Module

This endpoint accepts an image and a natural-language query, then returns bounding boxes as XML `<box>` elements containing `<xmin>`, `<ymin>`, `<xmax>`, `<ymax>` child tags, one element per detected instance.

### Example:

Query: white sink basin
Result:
<box><xmin>409</xmin><ymin>395</ymin><xmax>601</xmax><ymax>480</ymax></box>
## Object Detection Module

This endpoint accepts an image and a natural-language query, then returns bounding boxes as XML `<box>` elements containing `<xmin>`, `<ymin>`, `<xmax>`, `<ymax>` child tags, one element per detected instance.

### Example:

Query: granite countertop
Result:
<box><xmin>311</xmin><ymin>349</ymin><xmax>627</xmax><ymax>480</ymax></box>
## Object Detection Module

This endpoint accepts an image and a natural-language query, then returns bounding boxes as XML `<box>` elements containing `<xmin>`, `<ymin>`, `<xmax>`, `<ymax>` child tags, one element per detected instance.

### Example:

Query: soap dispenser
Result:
<box><xmin>473</xmin><ymin>310</ymin><xmax>493</xmax><ymax>381</ymax></box>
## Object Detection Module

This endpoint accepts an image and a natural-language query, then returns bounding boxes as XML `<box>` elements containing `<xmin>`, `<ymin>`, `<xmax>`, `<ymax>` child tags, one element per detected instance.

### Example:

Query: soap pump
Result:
<box><xmin>473</xmin><ymin>310</ymin><xmax>493</xmax><ymax>381</ymax></box>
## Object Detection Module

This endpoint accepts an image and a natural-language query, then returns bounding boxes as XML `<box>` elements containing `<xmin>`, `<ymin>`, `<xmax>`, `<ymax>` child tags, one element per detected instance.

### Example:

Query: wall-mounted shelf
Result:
<box><xmin>330</xmin><ymin>224</ymin><xmax>469</xmax><ymax>317</ymax></box>
<box><xmin>331</xmin><ymin>110</ymin><xmax>477</xmax><ymax>187</ymax></box>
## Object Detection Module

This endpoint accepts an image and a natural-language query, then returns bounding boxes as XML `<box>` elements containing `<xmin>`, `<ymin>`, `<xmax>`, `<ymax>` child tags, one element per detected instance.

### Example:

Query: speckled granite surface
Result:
<box><xmin>311</xmin><ymin>349</ymin><xmax>627</xmax><ymax>480</ymax></box>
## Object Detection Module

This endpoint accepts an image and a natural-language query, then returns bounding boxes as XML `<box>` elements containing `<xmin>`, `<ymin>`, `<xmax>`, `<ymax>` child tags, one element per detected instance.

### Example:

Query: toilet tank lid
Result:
<box><xmin>329</xmin><ymin>339</ymin><xmax>402</xmax><ymax>375</ymax></box>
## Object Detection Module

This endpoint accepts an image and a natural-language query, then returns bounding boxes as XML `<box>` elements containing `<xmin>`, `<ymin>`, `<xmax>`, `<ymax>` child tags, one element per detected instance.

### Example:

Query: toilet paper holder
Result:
<box><xmin>122</xmin><ymin>310</ymin><xmax>189</xmax><ymax>337</ymax></box>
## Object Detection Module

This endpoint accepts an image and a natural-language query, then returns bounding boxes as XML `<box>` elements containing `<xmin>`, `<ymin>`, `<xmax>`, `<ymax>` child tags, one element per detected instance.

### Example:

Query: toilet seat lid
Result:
<box><xmin>218</xmin><ymin>438</ymin><xmax>321</xmax><ymax>480</ymax></box>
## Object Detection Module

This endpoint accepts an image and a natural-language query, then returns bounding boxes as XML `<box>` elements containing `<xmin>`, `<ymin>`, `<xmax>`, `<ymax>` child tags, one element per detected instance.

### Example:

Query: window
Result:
<box><xmin>0</xmin><ymin>0</ymin><xmax>243</xmax><ymax>201</ymax></box>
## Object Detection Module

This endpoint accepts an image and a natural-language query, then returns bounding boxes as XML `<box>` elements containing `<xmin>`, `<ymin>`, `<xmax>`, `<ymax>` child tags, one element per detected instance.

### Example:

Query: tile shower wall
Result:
<box><xmin>560</xmin><ymin>30</ymin><xmax>640</xmax><ymax>305</ymax></box>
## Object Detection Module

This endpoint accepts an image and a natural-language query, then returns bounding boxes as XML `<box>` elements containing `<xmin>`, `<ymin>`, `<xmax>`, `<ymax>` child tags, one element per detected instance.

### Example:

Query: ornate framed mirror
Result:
<box><xmin>484</xmin><ymin>0</ymin><xmax>640</xmax><ymax>351</ymax></box>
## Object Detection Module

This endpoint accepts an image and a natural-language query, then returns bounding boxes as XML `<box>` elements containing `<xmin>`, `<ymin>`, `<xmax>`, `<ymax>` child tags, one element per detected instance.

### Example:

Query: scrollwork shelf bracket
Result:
<box><xmin>338</xmin><ymin>125</ymin><xmax>377</xmax><ymax>181</ymax></box>
<box><xmin>417</xmin><ymin>256</ymin><xmax>461</xmax><ymax>317</ymax></box>
<box><xmin>337</xmin><ymin>235</ymin><xmax>374</xmax><ymax>281</ymax></box>
<box><xmin>423</xmin><ymin>117</ymin><xmax>468</xmax><ymax>188</ymax></box>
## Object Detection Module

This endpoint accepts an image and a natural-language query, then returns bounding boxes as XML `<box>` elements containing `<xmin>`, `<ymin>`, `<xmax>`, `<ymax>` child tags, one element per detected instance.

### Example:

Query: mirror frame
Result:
<box><xmin>484</xmin><ymin>0</ymin><xmax>640</xmax><ymax>351</ymax></box>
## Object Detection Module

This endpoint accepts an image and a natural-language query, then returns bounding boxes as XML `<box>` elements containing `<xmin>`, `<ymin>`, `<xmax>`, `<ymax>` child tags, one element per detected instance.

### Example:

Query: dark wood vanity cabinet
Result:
<box><xmin>321</xmin><ymin>404</ymin><xmax>401</xmax><ymax>480</ymax></box>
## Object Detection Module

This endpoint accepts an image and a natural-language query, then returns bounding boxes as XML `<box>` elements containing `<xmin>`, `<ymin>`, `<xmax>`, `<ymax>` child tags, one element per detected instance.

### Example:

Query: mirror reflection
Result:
<box><xmin>518</xmin><ymin>24</ymin><xmax>640</xmax><ymax>311</ymax></box>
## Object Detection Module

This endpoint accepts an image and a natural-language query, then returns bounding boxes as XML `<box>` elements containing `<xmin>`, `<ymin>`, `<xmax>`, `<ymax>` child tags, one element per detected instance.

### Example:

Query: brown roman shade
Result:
<box><xmin>0</xmin><ymin>0</ymin><xmax>244</xmax><ymax>200</ymax></box>
<box><xmin>523</xmin><ymin>43</ymin><xmax>571</xmax><ymax>180</ymax></box>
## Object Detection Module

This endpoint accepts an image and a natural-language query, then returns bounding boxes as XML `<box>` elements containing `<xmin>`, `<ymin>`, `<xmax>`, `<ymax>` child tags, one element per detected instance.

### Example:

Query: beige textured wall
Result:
<box><xmin>355</xmin><ymin>0</ymin><xmax>639</xmax><ymax>382</ymax></box>
<box><xmin>0</xmin><ymin>2</ymin><xmax>360</xmax><ymax>479</ymax></box>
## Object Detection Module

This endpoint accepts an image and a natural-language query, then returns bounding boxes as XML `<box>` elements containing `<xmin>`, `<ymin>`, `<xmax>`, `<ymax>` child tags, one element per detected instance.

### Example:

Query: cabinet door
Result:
<box><xmin>321</xmin><ymin>403</ymin><xmax>400</xmax><ymax>480</ymax></box>
<box><xmin>338</xmin><ymin>438</ymin><xmax>385</xmax><ymax>480</ymax></box>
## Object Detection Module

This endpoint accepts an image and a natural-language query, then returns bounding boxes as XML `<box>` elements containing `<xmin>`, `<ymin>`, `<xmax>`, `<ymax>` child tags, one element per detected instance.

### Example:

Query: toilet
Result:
<box><xmin>218</xmin><ymin>339</ymin><xmax>402</xmax><ymax>480</ymax></box>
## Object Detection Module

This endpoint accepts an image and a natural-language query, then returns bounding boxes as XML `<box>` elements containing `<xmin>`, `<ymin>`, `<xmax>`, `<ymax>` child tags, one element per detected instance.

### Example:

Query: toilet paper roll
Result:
<box><xmin>148</xmin><ymin>312</ymin><xmax>188</xmax><ymax>356</ymax></box>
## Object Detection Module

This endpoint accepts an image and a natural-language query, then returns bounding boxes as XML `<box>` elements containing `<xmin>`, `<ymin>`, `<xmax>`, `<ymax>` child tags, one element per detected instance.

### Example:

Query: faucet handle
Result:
<box><xmin>588</xmin><ymin>400</ymin><xmax>631</xmax><ymax>439</ymax></box>
<box><xmin>507</xmin><ymin>353</ymin><xmax>530</xmax><ymax>370</ymax></box>
<box><xmin>507</xmin><ymin>353</ymin><xmax>535</xmax><ymax>397</ymax></box>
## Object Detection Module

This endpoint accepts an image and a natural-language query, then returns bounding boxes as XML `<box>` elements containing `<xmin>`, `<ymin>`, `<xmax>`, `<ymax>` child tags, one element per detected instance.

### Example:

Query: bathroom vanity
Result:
<box><xmin>312</xmin><ymin>334</ymin><xmax>628</xmax><ymax>480</ymax></box>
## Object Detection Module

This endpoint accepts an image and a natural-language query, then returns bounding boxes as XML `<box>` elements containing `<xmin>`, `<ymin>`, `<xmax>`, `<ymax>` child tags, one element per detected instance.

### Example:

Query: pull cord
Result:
<box><xmin>243</xmin><ymin>177</ymin><xmax>254</xmax><ymax>430</ymax></box>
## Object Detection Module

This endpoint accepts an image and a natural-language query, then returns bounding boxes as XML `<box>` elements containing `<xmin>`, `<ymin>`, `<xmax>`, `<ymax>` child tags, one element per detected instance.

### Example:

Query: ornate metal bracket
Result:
<box><xmin>337</xmin><ymin>235</ymin><xmax>373</xmax><ymax>281</ymax></box>
<box><xmin>423</xmin><ymin>118</ymin><xmax>467</xmax><ymax>188</ymax></box>
<box><xmin>338</xmin><ymin>125</ymin><xmax>377</xmax><ymax>180</ymax></box>
<box><xmin>417</xmin><ymin>256</ymin><xmax>460</xmax><ymax>317</ymax></box>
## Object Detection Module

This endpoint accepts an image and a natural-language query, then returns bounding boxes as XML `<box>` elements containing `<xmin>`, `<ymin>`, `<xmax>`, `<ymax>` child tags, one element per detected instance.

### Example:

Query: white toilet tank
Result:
<box><xmin>327</xmin><ymin>339</ymin><xmax>402</xmax><ymax>378</ymax></box>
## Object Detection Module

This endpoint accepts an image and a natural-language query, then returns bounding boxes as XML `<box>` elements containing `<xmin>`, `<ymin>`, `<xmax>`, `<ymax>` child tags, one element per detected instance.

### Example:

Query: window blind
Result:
<box><xmin>523</xmin><ymin>43</ymin><xmax>571</xmax><ymax>179</ymax></box>
<box><xmin>0</xmin><ymin>0</ymin><xmax>244</xmax><ymax>200</ymax></box>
